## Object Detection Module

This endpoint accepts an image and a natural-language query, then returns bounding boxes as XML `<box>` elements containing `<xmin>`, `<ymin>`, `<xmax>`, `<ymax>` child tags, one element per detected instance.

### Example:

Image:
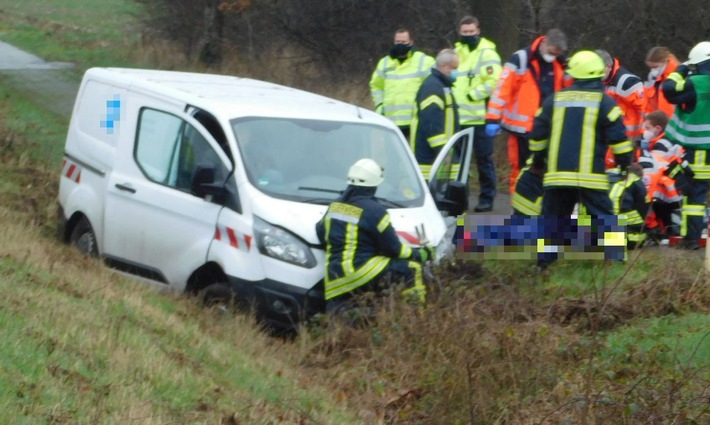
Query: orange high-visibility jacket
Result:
<box><xmin>485</xmin><ymin>36</ymin><xmax>568</xmax><ymax>134</ymax></box>
<box><xmin>644</xmin><ymin>55</ymin><xmax>678</xmax><ymax>118</ymax></box>
<box><xmin>603</xmin><ymin>57</ymin><xmax>647</xmax><ymax>141</ymax></box>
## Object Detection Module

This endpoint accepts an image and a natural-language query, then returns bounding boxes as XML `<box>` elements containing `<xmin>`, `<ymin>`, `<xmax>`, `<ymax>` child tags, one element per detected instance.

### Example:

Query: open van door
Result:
<box><xmin>428</xmin><ymin>127</ymin><xmax>474</xmax><ymax>216</ymax></box>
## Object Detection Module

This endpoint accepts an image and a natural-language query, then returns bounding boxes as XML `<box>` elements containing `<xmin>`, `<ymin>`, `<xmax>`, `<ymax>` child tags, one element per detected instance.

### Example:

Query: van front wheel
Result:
<box><xmin>199</xmin><ymin>283</ymin><xmax>237</xmax><ymax>313</ymax></box>
<box><xmin>70</xmin><ymin>217</ymin><xmax>98</xmax><ymax>258</ymax></box>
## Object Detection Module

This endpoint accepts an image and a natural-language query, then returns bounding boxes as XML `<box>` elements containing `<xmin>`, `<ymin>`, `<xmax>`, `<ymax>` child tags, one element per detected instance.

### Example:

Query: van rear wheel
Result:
<box><xmin>199</xmin><ymin>283</ymin><xmax>237</xmax><ymax>313</ymax></box>
<box><xmin>70</xmin><ymin>217</ymin><xmax>98</xmax><ymax>257</ymax></box>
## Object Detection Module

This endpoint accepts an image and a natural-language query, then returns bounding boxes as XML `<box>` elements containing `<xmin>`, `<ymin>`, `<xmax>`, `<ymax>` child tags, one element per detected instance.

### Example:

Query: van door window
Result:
<box><xmin>135</xmin><ymin>108</ymin><xmax>229</xmax><ymax>194</ymax></box>
<box><xmin>190</xmin><ymin>108</ymin><xmax>233</xmax><ymax>162</ymax></box>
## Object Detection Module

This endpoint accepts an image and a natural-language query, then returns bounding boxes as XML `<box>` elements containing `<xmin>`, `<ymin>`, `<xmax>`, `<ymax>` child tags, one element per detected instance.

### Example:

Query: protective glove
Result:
<box><xmin>419</xmin><ymin>245</ymin><xmax>436</xmax><ymax>262</ymax></box>
<box><xmin>676</xmin><ymin>64</ymin><xmax>691</xmax><ymax>77</ymax></box>
<box><xmin>485</xmin><ymin>123</ymin><xmax>501</xmax><ymax>137</ymax></box>
<box><xmin>529</xmin><ymin>164</ymin><xmax>545</xmax><ymax>176</ymax></box>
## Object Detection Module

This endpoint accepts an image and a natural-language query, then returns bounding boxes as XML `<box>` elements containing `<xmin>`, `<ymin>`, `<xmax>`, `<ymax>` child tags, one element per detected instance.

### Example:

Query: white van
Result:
<box><xmin>57</xmin><ymin>68</ymin><xmax>472</xmax><ymax>328</ymax></box>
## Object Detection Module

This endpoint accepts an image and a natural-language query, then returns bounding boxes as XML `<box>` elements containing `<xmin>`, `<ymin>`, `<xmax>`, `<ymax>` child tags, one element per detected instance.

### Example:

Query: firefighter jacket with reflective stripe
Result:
<box><xmin>664</xmin><ymin>73</ymin><xmax>710</xmax><ymax>150</ymax></box>
<box><xmin>610</xmin><ymin>173</ymin><xmax>648</xmax><ymax>227</ymax></box>
<box><xmin>411</xmin><ymin>68</ymin><xmax>460</xmax><ymax>175</ymax></box>
<box><xmin>603</xmin><ymin>57</ymin><xmax>646</xmax><ymax>140</ymax></box>
<box><xmin>485</xmin><ymin>36</ymin><xmax>569</xmax><ymax>134</ymax></box>
<box><xmin>369</xmin><ymin>50</ymin><xmax>436</xmax><ymax>127</ymax></box>
<box><xmin>512</xmin><ymin>161</ymin><xmax>543</xmax><ymax>216</ymax></box>
<box><xmin>529</xmin><ymin>79</ymin><xmax>634</xmax><ymax>191</ymax></box>
<box><xmin>315</xmin><ymin>187</ymin><xmax>421</xmax><ymax>301</ymax></box>
<box><xmin>453</xmin><ymin>38</ymin><xmax>502</xmax><ymax>125</ymax></box>
<box><xmin>609</xmin><ymin>173</ymin><xmax>648</xmax><ymax>246</ymax></box>
<box><xmin>644</xmin><ymin>55</ymin><xmax>679</xmax><ymax>117</ymax></box>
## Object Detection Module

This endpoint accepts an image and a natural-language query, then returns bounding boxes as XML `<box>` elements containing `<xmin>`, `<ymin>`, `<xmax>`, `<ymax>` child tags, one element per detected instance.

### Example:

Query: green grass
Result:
<box><xmin>0</xmin><ymin>78</ymin><xmax>69</xmax><ymax>165</ymax></box>
<box><xmin>603</xmin><ymin>313</ymin><xmax>710</xmax><ymax>370</ymax></box>
<box><xmin>3</xmin><ymin>0</ymin><xmax>710</xmax><ymax>422</ymax></box>
<box><xmin>0</xmin><ymin>0</ymin><xmax>143</xmax><ymax>70</ymax></box>
<box><xmin>0</xmin><ymin>238</ymin><xmax>358</xmax><ymax>423</ymax></box>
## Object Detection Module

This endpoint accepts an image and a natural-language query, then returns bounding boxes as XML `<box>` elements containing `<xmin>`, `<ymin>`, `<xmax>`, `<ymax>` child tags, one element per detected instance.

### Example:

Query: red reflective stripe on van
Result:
<box><xmin>214</xmin><ymin>225</ymin><xmax>251</xmax><ymax>252</ymax></box>
<box><xmin>396</xmin><ymin>231</ymin><xmax>421</xmax><ymax>245</ymax></box>
<box><xmin>226</xmin><ymin>227</ymin><xmax>238</xmax><ymax>248</ymax></box>
<box><xmin>62</xmin><ymin>159</ymin><xmax>82</xmax><ymax>183</ymax></box>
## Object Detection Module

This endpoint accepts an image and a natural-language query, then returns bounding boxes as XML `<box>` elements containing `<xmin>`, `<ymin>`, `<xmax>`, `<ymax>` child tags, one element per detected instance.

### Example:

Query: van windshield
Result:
<box><xmin>231</xmin><ymin>117</ymin><xmax>425</xmax><ymax>207</ymax></box>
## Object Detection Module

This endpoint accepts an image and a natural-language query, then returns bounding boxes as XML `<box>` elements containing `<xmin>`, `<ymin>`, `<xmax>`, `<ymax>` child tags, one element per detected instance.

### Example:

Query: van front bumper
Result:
<box><xmin>224</xmin><ymin>275</ymin><xmax>325</xmax><ymax>329</ymax></box>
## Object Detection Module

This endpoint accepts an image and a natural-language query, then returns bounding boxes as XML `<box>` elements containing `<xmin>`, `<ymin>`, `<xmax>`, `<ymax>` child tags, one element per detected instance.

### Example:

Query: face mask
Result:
<box><xmin>642</xmin><ymin>129</ymin><xmax>658</xmax><ymax>143</ymax></box>
<box><xmin>389</xmin><ymin>43</ymin><xmax>412</xmax><ymax>59</ymax></box>
<box><xmin>542</xmin><ymin>53</ymin><xmax>556</xmax><ymax>63</ymax></box>
<box><xmin>460</xmin><ymin>34</ymin><xmax>481</xmax><ymax>50</ymax></box>
<box><xmin>648</xmin><ymin>62</ymin><xmax>667</xmax><ymax>79</ymax></box>
<box><xmin>449</xmin><ymin>69</ymin><xmax>459</xmax><ymax>82</ymax></box>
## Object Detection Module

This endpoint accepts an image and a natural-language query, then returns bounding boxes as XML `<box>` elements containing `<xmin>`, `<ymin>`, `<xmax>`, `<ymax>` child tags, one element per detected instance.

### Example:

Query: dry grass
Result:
<box><xmin>0</xmin><ymin>135</ymin><xmax>359</xmax><ymax>423</ymax></box>
<box><xmin>4</xmin><ymin>8</ymin><xmax>710</xmax><ymax>421</ymax></box>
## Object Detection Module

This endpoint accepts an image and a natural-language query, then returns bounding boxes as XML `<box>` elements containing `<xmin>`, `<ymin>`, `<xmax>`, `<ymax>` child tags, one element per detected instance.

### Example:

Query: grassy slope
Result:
<box><xmin>0</xmin><ymin>2</ymin><xmax>361</xmax><ymax>423</ymax></box>
<box><xmin>0</xmin><ymin>107</ymin><xmax>358</xmax><ymax>423</ymax></box>
<box><xmin>2</xmin><ymin>1</ymin><xmax>710</xmax><ymax>423</ymax></box>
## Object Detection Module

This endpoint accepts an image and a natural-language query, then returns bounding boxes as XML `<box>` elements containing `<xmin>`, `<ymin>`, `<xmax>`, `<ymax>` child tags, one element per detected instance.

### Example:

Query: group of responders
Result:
<box><xmin>454</xmin><ymin>215</ymin><xmax>628</xmax><ymax>261</ymax></box>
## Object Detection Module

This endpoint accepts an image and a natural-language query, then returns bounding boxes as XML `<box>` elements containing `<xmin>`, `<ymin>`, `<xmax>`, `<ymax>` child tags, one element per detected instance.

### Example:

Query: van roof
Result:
<box><xmin>89</xmin><ymin>67</ymin><xmax>386</xmax><ymax>125</ymax></box>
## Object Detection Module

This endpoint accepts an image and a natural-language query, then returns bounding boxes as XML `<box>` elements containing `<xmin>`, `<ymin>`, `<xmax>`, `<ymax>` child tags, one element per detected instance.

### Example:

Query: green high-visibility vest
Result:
<box><xmin>666</xmin><ymin>75</ymin><xmax>710</xmax><ymax>149</ymax></box>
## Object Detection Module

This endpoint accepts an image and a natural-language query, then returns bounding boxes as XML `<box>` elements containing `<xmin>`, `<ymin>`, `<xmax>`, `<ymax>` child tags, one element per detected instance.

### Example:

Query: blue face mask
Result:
<box><xmin>450</xmin><ymin>69</ymin><xmax>459</xmax><ymax>81</ymax></box>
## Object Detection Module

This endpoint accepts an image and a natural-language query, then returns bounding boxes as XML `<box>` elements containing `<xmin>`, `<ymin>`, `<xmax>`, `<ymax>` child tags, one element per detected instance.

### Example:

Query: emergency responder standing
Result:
<box><xmin>529</xmin><ymin>50</ymin><xmax>634</xmax><ymax>268</ymax></box>
<box><xmin>486</xmin><ymin>28</ymin><xmax>569</xmax><ymax>195</ymax></box>
<box><xmin>662</xmin><ymin>41</ymin><xmax>710</xmax><ymax>250</ymax></box>
<box><xmin>410</xmin><ymin>49</ymin><xmax>460</xmax><ymax>178</ymax></box>
<box><xmin>369</xmin><ymin>29</ymin><xmax>435</xmax><ymax>140</ymax></box>
<box><xmin>452</xmin><ymin>15</ymin><xmax>502</xmax><ymax>212</ymax></box>
<box><xmin>597</xmin><ymin>50</ymin><xmax>647</xmax><ymax>142</ymax></box>
<box><xmin>645</xmin><ymin>46</ymin><xmax>679</xmax><ymax>118</ymax></box>
<box><xmin>315</xmin><ymin>158</ymin><xmax>435</xmax><ymax>313</ymax></box>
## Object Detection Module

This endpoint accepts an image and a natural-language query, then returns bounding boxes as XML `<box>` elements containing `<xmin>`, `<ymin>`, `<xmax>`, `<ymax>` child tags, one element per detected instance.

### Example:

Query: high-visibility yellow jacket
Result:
<box><xmin>369</xmin><ymin>50</ymin><xmax>435</xmax><ymax>127</ymax></box>
<box><xmin>453</xmin><ymin>38</ymin><xmax>502</xmax><ymax>125</ymax></box>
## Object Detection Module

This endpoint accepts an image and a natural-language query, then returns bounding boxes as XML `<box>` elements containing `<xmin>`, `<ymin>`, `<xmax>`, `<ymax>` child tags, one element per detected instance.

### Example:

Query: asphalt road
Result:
<box><xmin>0</xmin><ymin>41</ymin><xmax>79</xmax><ymax>119</ymax></box>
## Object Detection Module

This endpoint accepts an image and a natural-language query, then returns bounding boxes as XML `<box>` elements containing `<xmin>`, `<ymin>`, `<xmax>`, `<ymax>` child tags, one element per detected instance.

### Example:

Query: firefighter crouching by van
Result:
<box><xmin>315</xmin><ymin>158</ymin><xmax>435</xmax><ymax>315</ymax></box>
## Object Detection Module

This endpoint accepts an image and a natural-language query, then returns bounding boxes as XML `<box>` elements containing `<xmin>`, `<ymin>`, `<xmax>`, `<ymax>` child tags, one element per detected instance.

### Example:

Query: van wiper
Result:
<box><xmin>375</xmin><ymin>197</ymin><xmax>407</xmax><ymax>208</ymax></box>
<box><xmin>302</xmin><ymin>198</ymin><xmax>334</xmax><ymax>205</ymax></box>
<box><xmin>298</xmin><ymin>186</ymin><xmax>342</xmax><ymax>194</ymax></box>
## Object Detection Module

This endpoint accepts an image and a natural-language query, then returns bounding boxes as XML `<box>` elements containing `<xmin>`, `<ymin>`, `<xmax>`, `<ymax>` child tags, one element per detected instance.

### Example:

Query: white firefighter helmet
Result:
<box><xmin>347</xmin><ymin>158</ymin><xmax>384</xmax><ymax>187</ymax></box>
<box><xmin>687</xmin><ymin>41</ymin><xmax>710</xmax><ymax>65</ymax></box>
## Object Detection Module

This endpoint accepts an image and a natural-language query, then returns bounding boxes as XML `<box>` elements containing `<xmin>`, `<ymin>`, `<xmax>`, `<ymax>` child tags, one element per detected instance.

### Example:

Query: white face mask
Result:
<box><xmin>648</xmin><ymin>62</ymin><xmax>667</xmax><ymax>80</ymax></box>
<box><xmin>542</xmin><ymin>53</ymin><xmax>556</xmax><ymax>63</ymax></box>
<box><xmin>642</xmin><ymin>129</ymin><xmax>656</xmax><ymax>142</ymax></box>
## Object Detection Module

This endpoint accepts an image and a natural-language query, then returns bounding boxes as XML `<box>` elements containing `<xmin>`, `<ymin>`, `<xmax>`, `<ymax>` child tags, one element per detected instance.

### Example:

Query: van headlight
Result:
<box><xmin>253</xmin><ymin>216</ymin><xmax>317</xmax><ymax>268</ymax></box>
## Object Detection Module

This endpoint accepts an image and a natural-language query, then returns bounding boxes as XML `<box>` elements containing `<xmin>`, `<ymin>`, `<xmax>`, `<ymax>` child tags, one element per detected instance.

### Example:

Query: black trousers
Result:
<box><xmin>538</xmin><ymin>187</ymin><xmax>614</xmax><ymax>268</ymax></box>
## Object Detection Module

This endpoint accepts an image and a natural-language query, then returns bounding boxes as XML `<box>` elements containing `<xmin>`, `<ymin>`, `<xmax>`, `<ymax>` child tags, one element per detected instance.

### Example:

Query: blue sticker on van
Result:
<box><xmin>100</xmin><ymin>95</ymin><xmax>121</xmax><ymax>134</ymax></box>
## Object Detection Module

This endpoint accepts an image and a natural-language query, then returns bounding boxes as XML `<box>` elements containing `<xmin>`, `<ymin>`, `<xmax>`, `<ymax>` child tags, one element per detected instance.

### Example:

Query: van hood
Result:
<box><xmin>249</xmin><ymin>189</ymin><xmax>448</xmax><ymax>248</ymax></box>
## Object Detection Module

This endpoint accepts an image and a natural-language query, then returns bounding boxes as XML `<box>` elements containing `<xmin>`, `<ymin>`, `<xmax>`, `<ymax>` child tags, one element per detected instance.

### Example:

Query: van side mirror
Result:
<box><xmin>435</xmin><ymin>181</ymin><xmax>468</xmax><ymax>216</ymax></box>
<box><xmin>192</xmin><ymin>163</ymin><xmax>226</xmax><ymax>202</ymax></box>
